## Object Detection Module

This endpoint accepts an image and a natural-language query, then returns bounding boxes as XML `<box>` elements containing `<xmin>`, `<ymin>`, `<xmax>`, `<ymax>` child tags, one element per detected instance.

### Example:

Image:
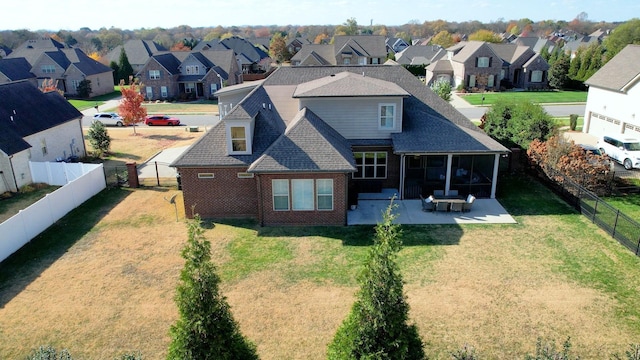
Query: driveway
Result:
<box><xmin>137</xmin><ymin>146</ymin><xmax>190</xmax><ymax>179</ymax></box>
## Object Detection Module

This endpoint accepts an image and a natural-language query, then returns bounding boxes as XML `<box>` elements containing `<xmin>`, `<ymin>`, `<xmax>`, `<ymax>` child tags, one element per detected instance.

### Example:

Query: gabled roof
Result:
<box><xmin>447</xmin><ymin>41</ymin><xmax>490</xmax><ymax>62</ymax></box>
<box><xmin>61</xmin><ymin>48</ymin><xmax>112</xmax><ymax>76</ymax></box>
<box><xmin>333</xmin><ymin>36</ymin><xmax>387</xmax><ymax>57</ymax></box>
<box><xmin>585</xmin><ymin>44</ymin><xmax>640</xmax><ymax>92</ymax></box>
<box><xmin>292</xmin><ymin>36</ymin><xmax>387</xmax><ymax>66</ymax></box>
<box><xmin>488</xmin><ymin>43</ymin><xmax>531</xmax><ymax>65</ymax></box>
<box><xmin>105</xmin><ymin>39</ymin><xmax>167</xmax><ymax>66</ymax></box>
<box><xmin>248</xmin><ymin>108</ymin><xmax>356</xmax><ymax>173</ymax></box>
<box><xmin>0</xmin><ymin>81</ymin><xmax>82</xmax><ymax>156</ymax></box>
<box><xmin>149</xmin><ymin>53</ymin><xmax>182</xmax><ymax>74</ymax></box>
<box><xmin>293</xmin><ymin>71</ymin><xmax>409</xmax><ymax>98</ymax></box>
<box><xmin>523</xmin><ymin>53</ymin><xmax>548</xmax><ymax>70</ymax></box>
<box><xmin>220</xmin><ymin>36</ymin><xmax>269</xmax><ymax>63</ymax></box>
<box><xmin>291</xmin><ymin>44</ymin><xmax>334</xmax><ymax>65</ymax></box>
<box><xmin>395</xmin><ymin>45</ymin><xmax>444</xmax><ymax>65</ymax></box>
<box><xmin>0</xmin><ymin>58</ymin><xmax>35</xmax><ymax>81</ymax></box>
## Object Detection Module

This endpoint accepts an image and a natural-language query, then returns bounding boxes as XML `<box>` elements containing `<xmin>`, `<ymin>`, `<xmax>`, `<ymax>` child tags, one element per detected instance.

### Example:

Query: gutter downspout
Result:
<box><xmin>399</xmin><ymin>154</ymin><xmax>405</xmax><ymax>200</ymax></box>
<box><xmin>8</xmin><ymin>155</ymin><xmax>19</xmax><ymax>192</ymax></box>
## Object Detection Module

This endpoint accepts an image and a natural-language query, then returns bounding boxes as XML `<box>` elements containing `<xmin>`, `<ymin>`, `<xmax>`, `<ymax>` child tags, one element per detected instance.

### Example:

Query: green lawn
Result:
<box><xmin>67</xmin><ymin>90</ymin><xmax>122</xmax><ymax>111</ymax></box>
<box><xmin>461</xmin><ymin>90</ymin><xmax>588</xmax><ymax>105</ymax></box>
<box><xmin>553</xmin><ymin>116</ymin><xmax>584</xmax><ymax>131</ymax></box>
<box><xmin>604</xmin><ymin>193</ymin><xmax>640</xmax><ymax>219</ymax></box>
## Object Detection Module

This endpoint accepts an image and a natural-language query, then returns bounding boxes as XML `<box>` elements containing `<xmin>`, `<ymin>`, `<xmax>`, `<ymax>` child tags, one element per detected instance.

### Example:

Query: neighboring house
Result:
<box><xmin>0</xmin><ymin>81</ymin><xmax>86</xmax><ymax>193</ymax></box>
<box><xmin>394</xmin><ymin>45</ymin><xmax>445</xmax><ymax>66</ymax></box>
<box><xmin>425</xmin><ymin>41</ymin><xmax>549</xmax><ymax>91</ymax></box>
<box><xmin>136</xmin><ymin>49</ymin><xmax>241</xmax><ymax>101</ymax></box>
<box><xmin>512</xmin><ymin>36</ymin><xmax>556</xmax><ymax>54</ymax></box>
<box><xmin>171</xmin><ymin>65</ymin><xmax>508</xmax><ymax>226</ymax></box>
<box><xmin>0</xmin><ymin>44</ymin><xmax>12</xmax><ymax>58</ymax></box>
<box><xmin>286</xmin><ymin>37</ymin><xmax>312</xmax><ymax>56</ymax></box>
<box><xmin>386</xmin><ymin>37</ymin><xmax>410</xmax><ymax>54</ymax></box>
<box><xmin>8</xmin><ymin>38</ymin><xmax>114</xmax><ymax>97</ymax></box>
<box><xmin>582</xmin><ymin>44</ymin><xmax>640</xmax><ymax>139</ymax></box>
<box><xmin>0</xmin><ymin>58</ymin><xmax>37</xmax><ymax>86</ymax></box>
<box><xmin>105</xmin><ymin>39</ymin><xmax>168</xmax><ymax>73</ymax></box>
<box><xmin>194</xmin><ymin>36</ymin><xmax>272</xmax><ymax>77</ymax></box>
<box><xmin>291</xmin><ymin>35</ymin><xmax>388</xmax><ymax>66</ymax></box>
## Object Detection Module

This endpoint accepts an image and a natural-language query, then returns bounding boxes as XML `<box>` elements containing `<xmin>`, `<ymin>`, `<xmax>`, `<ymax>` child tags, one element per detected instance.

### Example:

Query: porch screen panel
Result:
<box><xmin>292</xmin><ymin>179</ymin><xmax>314</xmax><ymax>210</ymax></box>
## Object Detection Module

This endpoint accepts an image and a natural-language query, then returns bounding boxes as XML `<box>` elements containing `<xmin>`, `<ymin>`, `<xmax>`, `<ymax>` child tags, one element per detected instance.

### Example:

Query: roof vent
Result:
<box><xmin>330</xmin><ymin>74</ymin><xmax>335</xmax><ymax>77</ymax></box>
<box><xmin>362</xmin><ymin>72</ymin><xmax>365</xmax><ymax>76</ymax></box>
<box><xmin>262</xmin><ymin>103</ymin><xmax>266</xmax><ymax>109</ymax></box>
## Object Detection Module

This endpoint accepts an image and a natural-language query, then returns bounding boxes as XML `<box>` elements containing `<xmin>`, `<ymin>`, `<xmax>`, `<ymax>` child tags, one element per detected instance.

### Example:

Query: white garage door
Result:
<box><xmin>587</xmin><ymin>112</ymin><xmax>620</xmax><ymax>137</ymax></box>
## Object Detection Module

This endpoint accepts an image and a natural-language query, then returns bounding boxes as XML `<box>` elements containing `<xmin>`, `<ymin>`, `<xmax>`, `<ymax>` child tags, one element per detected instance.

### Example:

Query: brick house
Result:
<box><xmin>291</xmin><ymin>35</ymin><xmax>388</xmax><ymax>66</ymax></box>
<box><xmin>171</xmin><ymin>65</ymin><xmax>508</xmax><ymax>226</ymax></box>
<box><xmin>136</xmin><ymin>50</ymin><xmax>241</xmax><ymax>101</ymax></box>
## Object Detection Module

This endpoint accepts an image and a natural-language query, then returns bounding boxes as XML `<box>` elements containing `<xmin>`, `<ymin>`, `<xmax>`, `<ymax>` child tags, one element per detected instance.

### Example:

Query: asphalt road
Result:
<box><xmin>82</xmin><ymin>114</ymin><xmax>221</xmax><ymax>128</ymax></box>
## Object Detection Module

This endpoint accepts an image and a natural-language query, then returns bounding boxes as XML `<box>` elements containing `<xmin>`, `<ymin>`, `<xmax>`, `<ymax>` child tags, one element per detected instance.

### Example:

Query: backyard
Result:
<box><xmin>1</xmin><ymin>170</ymin><xmax>640</xmax><ymax>359</ymax></box>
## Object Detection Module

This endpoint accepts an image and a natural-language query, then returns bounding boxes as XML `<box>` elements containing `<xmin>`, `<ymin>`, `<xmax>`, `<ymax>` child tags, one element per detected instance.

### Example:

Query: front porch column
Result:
<box><xmin>491</xmin><ymin>153</ymin><xmax>500</xmax><ymax>198</ymax></box>
<box><xmin>445</xmin><ymin>154</ymin><xmax>453</xmax><ymax>196</ymax></box>
<box><xmin>399</xmin><ymin>154</ymin><xmax>405</xmax><ymax>200</ymax></box>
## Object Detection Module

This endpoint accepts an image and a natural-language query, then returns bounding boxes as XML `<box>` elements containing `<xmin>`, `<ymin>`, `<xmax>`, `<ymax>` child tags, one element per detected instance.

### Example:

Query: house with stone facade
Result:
<box><xmin>290</xmin><ymin>35</ymin><xmax>388</xmax><ymax>66</ymax></box>
<box><xmin>0</xmin><ymin>81</ymin><xmax>85</xmax><ymax>193</ymax></box>
<box><xmin>171</xmin><ymin>65</ymin><xmax>508</xmax><ymax>226</ymax></box>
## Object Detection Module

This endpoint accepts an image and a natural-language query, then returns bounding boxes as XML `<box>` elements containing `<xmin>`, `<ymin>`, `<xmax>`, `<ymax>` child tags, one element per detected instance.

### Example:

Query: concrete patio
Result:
<box><xmin>347</xmin><ymin>198</ymin><xmax>517</xmax><ymax>225</ymax></box>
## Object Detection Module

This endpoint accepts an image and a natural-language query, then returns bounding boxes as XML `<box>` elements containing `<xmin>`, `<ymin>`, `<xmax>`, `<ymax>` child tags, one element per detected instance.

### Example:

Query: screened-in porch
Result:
<box><xmin>402</xmin><ymin>154</ymin><xmax>499</xmax><ymax>199</ymax></box>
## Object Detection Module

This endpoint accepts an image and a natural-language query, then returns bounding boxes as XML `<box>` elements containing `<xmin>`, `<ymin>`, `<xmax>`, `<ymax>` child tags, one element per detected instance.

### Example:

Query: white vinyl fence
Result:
<box><xmin>0</xmin><ymin>162</ymin><xmax>106</xmax><ymax>263</ymax></box>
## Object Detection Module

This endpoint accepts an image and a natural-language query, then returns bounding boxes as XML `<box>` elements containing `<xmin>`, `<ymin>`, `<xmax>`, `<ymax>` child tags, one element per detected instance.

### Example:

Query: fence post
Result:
<box><xmin>612</xmin><ymin>210</ymin><xmax>620</xmax><ymax>238</ymax></box>
<box><xmin>636</xmin><ymin>235</ymin><xmax>640</xmax><ymax>255</ymax></box>
<box><xmin>592</xmin><ymin>199</ymin><xmax>599</xmax><ymax>223</ymax></box>
<box><xmin>155</xmin><ymin>161</ymin><xmax>160</xmax><ymax>186</ymax></box>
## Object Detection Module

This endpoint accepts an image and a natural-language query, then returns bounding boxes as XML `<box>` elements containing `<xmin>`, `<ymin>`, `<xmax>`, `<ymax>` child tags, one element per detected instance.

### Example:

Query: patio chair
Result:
<box><xmin>449</xmin><ymin>189</ymin><xmax>459</xmax><ymax>197</ymax></box>
<box><xmin>462</xmin><ymin>194</ymin><xmax>476</xmax><ymax>212</ymax></box>
<box><xmin>419</xmin><ymin>195</ymin><xmax>435</xmax><ymax>212</ymax></box>
<box><xmin>434</xmin><ymin>189</ymin><xmax>444</xmax><ymax>197</ymax></box>
<box><xmin>435</xmin><ymin>201</ymin><xmax>449</xmax><ymax>213</ymax></box>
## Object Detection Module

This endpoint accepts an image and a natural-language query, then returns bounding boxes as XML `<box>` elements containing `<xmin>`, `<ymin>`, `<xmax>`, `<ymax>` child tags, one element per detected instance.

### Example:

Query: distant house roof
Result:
<box><xmin>395</xmin><ymin>45</ymin><xmax>444</xmax><ymax>65</ymax></box>
<box><xmin>105</xmin><ymin>39</ymin><xmax>167</xmax><ymax>67</ymax></box>
<box><xmin>8</xmin><ymin>37</ymin><xmax>71</xmax><ymax>65</ymax></box>
<box><xmin>585</xmin><ymin>44</ymin><xmax>640</xmax><ymax>92</ymax></box>
<box><xmin>0</xmin><ymin>58</ymin><xmax>35</xmax><ymax>81</ymax></box>
<box><xmin>0</xmin><ymin>81</ymin><xmax>82</xmax><ymax>156</ymax></box>
<box><xmin>488</xmin><ymin>43</ymin><xmax>531</xmax><ymax>65</ymax></box>
<box><xmin>61</xmin><ymin>48</ymin><xmax>112</xmax><ymax>76</ymax></box>
<box><xmin>291</xmin><ymin>36</ymin><xmax>387</xmax><ymax>66</ymax></box>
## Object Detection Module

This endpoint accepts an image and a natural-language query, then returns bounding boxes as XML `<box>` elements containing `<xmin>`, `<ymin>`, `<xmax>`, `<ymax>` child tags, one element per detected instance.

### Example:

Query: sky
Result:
<box><xmin>3</xmin><ymin>0</ymin><xmax>637</xmax><ymax>31</ymax></box>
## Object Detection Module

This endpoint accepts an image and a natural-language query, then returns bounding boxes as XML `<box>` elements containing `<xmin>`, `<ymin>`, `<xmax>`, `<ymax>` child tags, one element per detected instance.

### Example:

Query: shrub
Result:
<box><xmin>524</xmin><ymin>337</ymin><xmax>577</xmax><ymax>360</ymax></box>
<box><xmin>452</xmin><ymin>344</ymin><xmax>479</xmax><ymax>360</ymax></box>
<box><xmin>87</xmin><ymin>120</ymin><xmax>111</xmax><ymax>157</ymax></box>
<box><xmin>569</xmin><ymin>114</ymin><xmax>578</xmax><ymax>131</ymax></box>
<box><xmin>483</xmin><ymin>98</ymin><xmax>555</xmax><ymax>149</ymax></box>
<box><xmin>431</xmin><ymin>79</ymin><xmax>452</xmax><ymax>102</ymax></box>
<box><xmin>26</xmin><ymin>345</ymin><xmax>73</xmax><ymax>360</ymax></box>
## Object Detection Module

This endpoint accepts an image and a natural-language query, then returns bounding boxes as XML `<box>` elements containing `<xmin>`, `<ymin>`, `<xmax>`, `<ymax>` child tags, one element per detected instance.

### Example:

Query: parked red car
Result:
<box><xmin>144</xmin><ymin>115</ymin><xmax>180</xmax><ymax>126</ymax></box>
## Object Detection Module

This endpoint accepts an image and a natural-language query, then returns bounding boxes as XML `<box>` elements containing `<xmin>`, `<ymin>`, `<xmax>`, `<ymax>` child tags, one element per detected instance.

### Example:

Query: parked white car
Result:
<box><xmin>92</xmin><ymin>112</ymin><xmax>124</xmax><ymax>126</ymax></box>
<box><xmin>596</xmin><ymin>135</ymin><xmax>640</xmax><ymax>170</ymax></box>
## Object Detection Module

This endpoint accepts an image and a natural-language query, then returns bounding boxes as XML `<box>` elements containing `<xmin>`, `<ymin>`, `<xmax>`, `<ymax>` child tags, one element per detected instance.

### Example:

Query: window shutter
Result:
<box><xmin>528</xmin><ymin>70</ymin><xmax>532</xmax><ymax>81</ymax></box>
<box><xmin>475</xmin><ymin>57</ymin><xmax>478</xmax><ymax>67</ymax></box>
<box><xmin>489</xmin><ymin>57</ymin><xmax>492</xmax><ymax>67</ymax></box>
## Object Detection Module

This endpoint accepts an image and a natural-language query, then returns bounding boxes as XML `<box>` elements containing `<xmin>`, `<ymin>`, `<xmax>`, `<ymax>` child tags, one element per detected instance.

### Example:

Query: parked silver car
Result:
<box><xmin>92</xmin><ymin>112</ymin><xmax>124</xmax><ymax>126</ymax></box>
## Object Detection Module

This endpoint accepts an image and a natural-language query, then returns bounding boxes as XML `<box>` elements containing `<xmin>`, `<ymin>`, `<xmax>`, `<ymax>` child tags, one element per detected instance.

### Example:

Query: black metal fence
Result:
<box><xmin>535</xmin><ymin>168</ymin><xmax>640</xmax><ymax>256</ymax></box>
<box><xmin>103</xmin><ymin>166</ymin><xmax>129</xmax><ymax>187</ymax></box>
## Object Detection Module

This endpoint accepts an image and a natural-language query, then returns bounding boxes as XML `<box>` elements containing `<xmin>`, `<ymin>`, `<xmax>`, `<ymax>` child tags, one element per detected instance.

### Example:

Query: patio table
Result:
<box><xmin>433</xmin><ymin>198</ymin><xmax>466</xmax><ymax>212</ymax></box>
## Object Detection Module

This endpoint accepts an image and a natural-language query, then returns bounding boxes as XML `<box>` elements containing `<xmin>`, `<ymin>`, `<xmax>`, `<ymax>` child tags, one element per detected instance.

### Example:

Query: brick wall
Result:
<box><xmin>257</xmin><ymin>173</ymin><xmax>348</xmax><ymax>226</ymax></box>
<box><xmin>179</xmin><ymin>167</ymin><xmax>258</xmax><ymax>219</ymax></box>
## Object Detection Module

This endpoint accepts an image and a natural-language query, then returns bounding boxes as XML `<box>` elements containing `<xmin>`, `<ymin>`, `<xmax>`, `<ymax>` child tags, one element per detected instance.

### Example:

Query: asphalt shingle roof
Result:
<box><xmin>584</xmin><ymin>44</ymin><xmax>640</xmax><ymax>92</ymax></box>
<box><xmin>0</xmin><ymin>81</ymin><xmax>82</xmax><ymax>156</ymax></box>
<box><xmin>248</xmin><ymin>108</ymin><xmax>356</xmax><ymax>173</ymax></box>
<box><xmin>293</xmin><ymin>71</ymin><xmax>409</xmax><ymax>98</ymax></box>
<box><xmin>0</xmin><ymin>58</ymin><xmax>35</xmax><ymax>81</ymax></box>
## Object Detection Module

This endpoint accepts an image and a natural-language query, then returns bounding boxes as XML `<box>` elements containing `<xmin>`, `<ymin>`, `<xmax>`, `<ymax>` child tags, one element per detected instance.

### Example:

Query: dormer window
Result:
<box><xmin>149</xmin><ymin>70</ymin><xmax>160</xmax><ymax>79</ymax></box>
<box><xmin>379</xmin><ymin>103</ymin><xmax>396</xmax><ymax>130</ymax></box>
<box><xmin>185</xmin><ymin>65</ymin><xmax>199</xmax><ymax>75</ymax></box>
<box><xmin>477</xmin><ymin>57</ymin><xmax>491</xmax><ymax>68</ymax></box>
<box><xmin>226</xmin><ymin>123</ymin><xmax>252</xmax><ymax>155</ymax></box>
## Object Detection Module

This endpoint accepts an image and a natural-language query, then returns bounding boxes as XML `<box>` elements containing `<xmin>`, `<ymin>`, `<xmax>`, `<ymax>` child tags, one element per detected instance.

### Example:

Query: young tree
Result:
<box><xmin>468</xmin><ymin>29</ymin><xmax>502</xmax><ymax>43</ymax></box>
<box><xmin>430</xmin><ymin>30</ymin><xmax>456</xmax><ymax>48</ymax></box>
<box><xmin>483</xmin><ymin>98</ymin><xmax>554</xmax><ymax>149</ymax></box>
<box><xmin>118</xmin><ymin>78</ymin><xmax>147</xmax><ymax>135</ymax></box>
<box><xmin>39</xmin><ymin>78</ymin><xmax>64</xmax><ymax>96</ymax></box>
<box><xmin>118</xmin><ymin>48</ymin><xmax>134</xmax><ymax>85</ymax></box>
<box><xmin>167</xmin><ymin>216</ymin><xmax>258</xmax><ymax>360</ymax></box>
<box><xmin>110</xmin><ymin>61</ymin><xmax>120</xmax><ymax>84</ymax></box>
<box><xmin>87</xmin><ymin>120</ymin><xmax>111</xmax><ymax>157</ymax></box>
<box><xmin>327</xmin><ymin>201</ymin><xmax>425</xmax><ymax>360</ymax></box>
<box><xmin>431</xmin><ymin>79</ymin><xmax>452</xmax><ymax>102</ymax></box>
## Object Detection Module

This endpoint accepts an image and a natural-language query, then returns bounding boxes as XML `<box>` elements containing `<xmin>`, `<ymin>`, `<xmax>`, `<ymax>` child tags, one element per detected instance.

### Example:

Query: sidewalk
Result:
<box><xmin>449</xmin><ymin>92</ymin><xmax>474</xmax><ymax>109</ymax></box>
<box><xmin>80</xmin><ymin>98</ymin><xmax>122</xmax><ymax>117</ymax></box>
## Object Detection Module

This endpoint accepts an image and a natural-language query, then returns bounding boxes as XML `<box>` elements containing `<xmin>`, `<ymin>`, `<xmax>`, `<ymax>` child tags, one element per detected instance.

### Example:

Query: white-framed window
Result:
<box><xmin>379</xmin><ymin>104</ymin><xmax>395</xmax><ymax>130</ymax></box>
<box><xmin>531</xmin><ymin>70</ymin><xmax>543</xmax><ymax>83</ymax></box>
<box><xmin>149</xmin><ymin>70</ymin><xmax>160</xmax><ymax>80</ymax></box>
<box><xmin>198</xmin><ymin>173</ymin><xmax>214</xmax><ymax>179</ymax></box>
<box><xmin>477</xmin><ymin>57</ymin><xmax>490</xmax><ymax>68</ymax></box>
<box><xmin>316</xmin><ymin>179</ymin><xmax>333</xmax><ymax>210</ymax></box>
<box><xmin>185</xmin><ymin>65</ymin><xmax>199</xmax><ymax>75</ymax></box>
<box><xmin>343</xmin><ymin>58</ymin><xmax>351</xmax><ymax>65</ymax></box>
<box><xmin>468</xmin><ymin>74</ymin><xmax>476</xmax><ymax>88</ymax></box>
<box><xmin>292</xmin><ymin>179</ymin><xmax>314</xmax><ymax>210</ymax></box>
<box><xmin>359</xmin><ymin>57</ymin><xmax>367</xmax><ymax>65</ymax></box>
<box><xmin>185</xmin><ymin>82</ymin><xmax>195</xmax><ymax>93</ymax></box>
<box><xmin>161</xmin><ymin>86</ymin><xmax>168</xmax><ymax>98</ymax></box>
<box><xmin>71</xmin><ymin>80</ymin><xmax>81</xmax><ymax>91</ymax></box>
<box><xmin>372</xmin><ymin>58</ymin><xmax>379</xmax><ymax>64</ymax></box>
<box><xmin>487</xmin><ymin>75</ymin><xmax>494</xmax><ymax>88</ymax></box>
<box><xmin>41</xmin><ymin>64</ymin><xmax>55</xmax><ymax>73</ymax></box>
<box><xmin>272</xmin><ymin>179</ymin><xmax>289</xmax><ymax>211</ymax></box>
<box><xmin>145</xmin><ymin>86</ymin><xmax>153</xmax><ymax>99</ymax></box>
<box><xmin>354</xmin><ymin>152</ymin><xmax>387</xmax><ymax>179</ymax></box>
<box><xmin>237</xmin><ymin>172</ymin><xmax>254</xmax><ymax>179</ymax></box>
<box><xmin>210</xmin><ymin>83</ymin><xmax>218</xmax><ymax>94</ymax></box>
<box><xmin>230</xmin><ymin>126</ymin><xmax>247</xmax><ymax>152</ymax></box>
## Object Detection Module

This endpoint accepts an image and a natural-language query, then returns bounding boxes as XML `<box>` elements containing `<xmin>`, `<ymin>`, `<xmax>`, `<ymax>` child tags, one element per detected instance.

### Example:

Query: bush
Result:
<box><xmin>87</xmin><ymin>120</ymin><xmax>111</xmax><ymax>157</ymax></box>
<box><xmin>569</xmin><ymin>114</ymin><xmax>578</xmax><ymax>131</ymax></box>
<box><xmin>26</xmin><ymin>345</ymin><xmax>73</xmax><ymax>360</ymax></box>
<box><xmin>483</xmin><ymin>98</ymin><xmax>555</xmax><ymax>149</ymax></box>
<box><xmin>431</xmin><ymin>79</ymin><xmax>452</xmax><ymax>102</ymax></box>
